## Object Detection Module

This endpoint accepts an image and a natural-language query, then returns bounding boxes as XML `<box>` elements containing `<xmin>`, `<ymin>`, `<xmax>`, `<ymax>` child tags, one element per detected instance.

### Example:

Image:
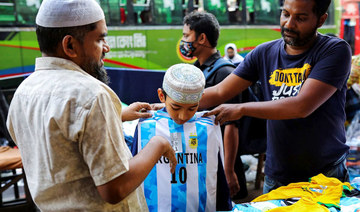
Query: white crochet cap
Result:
<box><xmin>36</xmin><ymin>0</ymin><xmax>105</xmax><ymax>28</ymax></box>
<box><xmin>163</xmin><ymin>64</ymin><xmax>205</xmax><ymax>104</ymax></box>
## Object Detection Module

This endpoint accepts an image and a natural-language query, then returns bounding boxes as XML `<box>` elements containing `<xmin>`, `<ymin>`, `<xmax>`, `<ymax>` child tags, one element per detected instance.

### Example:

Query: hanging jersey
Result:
<box><xmin>133</xmin><ymin>109</ymin><xmax>224</xmax><ymax>212</ymax></box>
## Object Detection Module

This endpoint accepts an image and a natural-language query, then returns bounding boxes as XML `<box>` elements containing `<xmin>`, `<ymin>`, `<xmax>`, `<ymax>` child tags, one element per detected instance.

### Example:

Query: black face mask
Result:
<box><xmin>228</xmin><ymin>55</ymin><xmax>234</xmax><ymax>59</ymax></box>
<box><xmin>179</xmin><ymin>40</ymin><xmax>196</xmax><ymax>58</ymax></box>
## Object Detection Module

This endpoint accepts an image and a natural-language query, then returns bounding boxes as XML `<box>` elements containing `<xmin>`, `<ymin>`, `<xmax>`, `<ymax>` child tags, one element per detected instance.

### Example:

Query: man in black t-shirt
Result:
<box><xmin>202</xmin><ymin>0</ymin><xmax>351</xmax><ymax>193</ymax></box>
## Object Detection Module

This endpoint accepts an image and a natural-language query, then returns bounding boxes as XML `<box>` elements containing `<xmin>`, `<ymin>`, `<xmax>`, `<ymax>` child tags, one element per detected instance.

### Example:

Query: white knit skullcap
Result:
<box><xmin>163</xmin><ymin>64</ymin><xmax>205</xmax><ymax>104</ymax></box>
<box><xmin>36</xmin><ymin>0</ymin><xmax>105</xmax><ymax>28</ymax></box>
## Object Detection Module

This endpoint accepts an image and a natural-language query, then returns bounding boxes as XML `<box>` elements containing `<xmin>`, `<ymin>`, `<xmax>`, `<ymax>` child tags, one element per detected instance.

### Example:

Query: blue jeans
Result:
<box><xmin>263</xmin><ymin>156</ymin><xmax>349</xmax><ymax>194</ymax></box>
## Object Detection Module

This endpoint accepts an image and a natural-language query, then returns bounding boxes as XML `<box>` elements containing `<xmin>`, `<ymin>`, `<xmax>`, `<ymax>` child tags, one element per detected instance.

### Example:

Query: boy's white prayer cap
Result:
<box><xmin>163</xmin><ymin>63</ymin><xmax>205</xmax><ymax>104</ymax></box>
<box><xmin>36</xmin><ymin>0</ymin><xmax>105</xmax><ymax>28</ymax></box>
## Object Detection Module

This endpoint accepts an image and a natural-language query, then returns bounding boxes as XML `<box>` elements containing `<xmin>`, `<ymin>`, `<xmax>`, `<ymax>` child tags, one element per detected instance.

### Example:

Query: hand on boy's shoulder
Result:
<box><xmin>203</xmin><ymin>104</ymin><xmax>243</xmax><ymax>125</ymax></box>
<box><xmin>199</xmin><ymin>111</ymin><xmax>216</xmax><ymax>121</ymax></box>
<box><xmin>150</xmin><ymin>103</ymin><xmax>165</xmax><ymax>110</ymax></box>
<box><xmin>122</xmin><ymin>102</ymin><xmax>154</xmax><ymax>121</ymax></box>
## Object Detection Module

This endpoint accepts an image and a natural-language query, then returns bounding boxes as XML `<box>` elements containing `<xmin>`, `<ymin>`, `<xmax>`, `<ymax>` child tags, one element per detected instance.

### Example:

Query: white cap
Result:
<box><xmin>163</xmin><ymin>64</ymin><xmax>205</xmax><ymax>104</ymax></box>
<box><xmin>36</xmin><ymin>0</ymin><xmax>105</xmax><ymax>28</ymax></box>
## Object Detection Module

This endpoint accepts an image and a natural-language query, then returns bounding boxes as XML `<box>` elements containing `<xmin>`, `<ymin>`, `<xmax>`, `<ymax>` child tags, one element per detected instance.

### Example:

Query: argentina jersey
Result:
<box><xmin>133</xmin><ymin>109</ymin><xmax>224</xmax><ymax>212</ymax></box>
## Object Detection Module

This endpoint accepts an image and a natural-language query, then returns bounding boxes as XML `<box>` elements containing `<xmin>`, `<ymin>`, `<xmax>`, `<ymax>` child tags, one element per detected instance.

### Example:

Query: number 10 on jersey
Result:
<box><xmin>171</xmin><ymin>167</ymin><xmax>187</xmax><ymax>184</ymax></box>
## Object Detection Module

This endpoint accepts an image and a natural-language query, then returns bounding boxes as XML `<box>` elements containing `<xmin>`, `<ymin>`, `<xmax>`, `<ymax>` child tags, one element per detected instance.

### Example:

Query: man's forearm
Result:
<box><xmin>118</xmin><ymin>137</ymin><xmax>169</xmax><ymax>195</ymax></box>
<box><xmin>97</xmin><ymin>136</ymin><xmax>175</xmax><ymax>204</ymax></box>
<box><xmin>224</xmin><ymin>124</ymin><xmax>238</xmax><ymax>172</ymax></box>
<box><xmin>199</xmin><ymin>86</ymin><xmax>223</xmax><ymax>109</ymax></box>
<box><xmin>240</xmin><ymin>97</ymin><xmax>308</xmax><ymax>120</ymax></box>
<box><xmin>242</xmin><ymin>78</ymin><xmax>339</xmax><ymax>120</ymax></box>
<box><xmin>199</xmin><ymin>74</ymin><xmax>252</xmax><ymax>110</ymax></box>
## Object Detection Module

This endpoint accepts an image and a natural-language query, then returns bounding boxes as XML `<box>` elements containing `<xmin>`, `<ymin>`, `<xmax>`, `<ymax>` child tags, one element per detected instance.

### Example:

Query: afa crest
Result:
<box><xmin>189</xmin><ymin>133</ymin><xmax>198</xmax><ymax>149</ymax></box>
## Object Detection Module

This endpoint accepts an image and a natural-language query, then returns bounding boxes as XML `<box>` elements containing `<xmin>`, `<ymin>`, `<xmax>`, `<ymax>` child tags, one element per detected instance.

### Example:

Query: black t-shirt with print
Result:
<box><xmin>234</xmin><ymin>34</ymin><xmax>351</xmax><ymax>184</ymax></box>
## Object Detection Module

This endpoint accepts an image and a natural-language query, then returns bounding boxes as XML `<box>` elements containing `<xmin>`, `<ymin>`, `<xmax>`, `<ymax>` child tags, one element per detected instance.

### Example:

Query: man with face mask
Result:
<box><xmin>202</xmin><ymin>0</ymin><xmax>351</xmax><ymax>194</ymax></box>
<box><xmin>180</xmin><ymin>11</ymin><xmax>248</xmax><ymax>201</ymax></box>
<box><xmin>6</xmin><ymin>0</ymin><xmax>177</xmax><ymax>211</ymax></box>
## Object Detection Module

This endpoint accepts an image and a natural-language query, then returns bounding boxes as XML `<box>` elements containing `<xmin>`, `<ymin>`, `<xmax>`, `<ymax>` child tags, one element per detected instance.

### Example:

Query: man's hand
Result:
<box><xmin>150</xmin><ymin>103</ymin><xmax>165</xmax><ymax>111</ymax></box>
<box><xmin>122</xmin><ymin>102</ymin><xmax>153</xmax><ymax>122</ymax></box>
<box><xmin>203</xmin><ymin>104</ymin><xmax>243</xmax><ymax>125</ymax></box>
<box><xmin>155</xmin><ymin>136</ymin><xmax>177</xmax><ymax>174</ymax></box>
<box><xmin>225</xmin><ymin>170</ymin><xmax>240</xmax><ymax>197</ymax></box>
<box><xmin>96</xmin><ymin>135</ymin><xmax>177</xmax><ymax>204</ymax></box>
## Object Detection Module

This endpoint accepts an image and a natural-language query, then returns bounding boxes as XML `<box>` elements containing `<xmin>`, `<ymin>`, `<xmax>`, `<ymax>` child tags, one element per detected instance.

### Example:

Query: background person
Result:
<box><xmin>6</xmin><ymin>0</ymin><xmax>176</xmax><ymax>211</ymax></box>
<box><xmin>224</xmin><ymin>43</ymin><xmax>244</xmax><ymax>65</ymax></box>
<box><xmin>201</xmin><ymin>0</ymin><xmax>351</xmax><ymax>193</ymax></box>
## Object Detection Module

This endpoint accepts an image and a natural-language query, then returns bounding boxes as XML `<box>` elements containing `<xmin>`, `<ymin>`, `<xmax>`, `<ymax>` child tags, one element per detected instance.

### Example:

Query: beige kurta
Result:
<box><xmin>7</xmin><ymin>57</ymin><xmax>148</xmax><ymax>212</ymax></box>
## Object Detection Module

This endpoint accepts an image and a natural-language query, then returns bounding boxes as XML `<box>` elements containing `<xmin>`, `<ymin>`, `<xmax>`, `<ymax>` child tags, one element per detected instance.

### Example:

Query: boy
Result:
<box><xmin>131</xmin><ymin>64</ymin><xmax>231</xmax><ymax>211</ymax></box>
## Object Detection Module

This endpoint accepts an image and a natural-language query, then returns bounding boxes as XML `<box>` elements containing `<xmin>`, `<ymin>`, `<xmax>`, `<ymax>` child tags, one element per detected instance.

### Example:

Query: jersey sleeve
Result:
<box><xmin>308</xmin><ymin>40</ymin><xmax>352</xmax><ymax>90</ymax></box>
<box><xmin>79</xmin><ymin>93</ymin><xmax>131</xmax><ymax>186</ymax></box>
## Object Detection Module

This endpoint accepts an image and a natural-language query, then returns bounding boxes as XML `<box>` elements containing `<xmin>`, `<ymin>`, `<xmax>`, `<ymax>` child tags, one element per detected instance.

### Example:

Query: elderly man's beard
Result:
<box><xmin>281</xmin><ymin>26</ymin><xmax>317</xmax><ymax>47</ymax></box>
<box><xmin>81</xmin><ymin>57</ymin><xmax>109</xmax><ymax>85</ymax></box>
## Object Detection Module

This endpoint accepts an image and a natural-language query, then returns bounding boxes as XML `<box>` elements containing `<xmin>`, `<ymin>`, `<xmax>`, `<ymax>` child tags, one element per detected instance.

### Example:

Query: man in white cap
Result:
<box><xmin>6</xmin><ymin>0</ymin><xmax>176</xmax><ymax>211</ymax></box>
<box><xmin>131</xmin><ymin>64</ymin><xmax>232</xmax><ymax>212</ymax></box>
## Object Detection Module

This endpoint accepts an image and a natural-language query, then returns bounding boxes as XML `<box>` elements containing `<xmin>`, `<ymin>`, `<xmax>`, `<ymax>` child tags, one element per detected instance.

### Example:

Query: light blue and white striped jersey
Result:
<box><xmin>134</xmin><ymin>109</ymin><xmax>224</xmax><ymax>212</ymax></box>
